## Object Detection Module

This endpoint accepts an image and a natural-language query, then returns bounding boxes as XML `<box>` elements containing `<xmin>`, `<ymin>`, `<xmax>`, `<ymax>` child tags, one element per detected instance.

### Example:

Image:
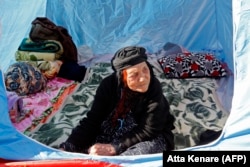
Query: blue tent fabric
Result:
<box><xmin>0</xmin><ymin>0</ymin><xmax>250</xmax><ymax>166</ymax></box>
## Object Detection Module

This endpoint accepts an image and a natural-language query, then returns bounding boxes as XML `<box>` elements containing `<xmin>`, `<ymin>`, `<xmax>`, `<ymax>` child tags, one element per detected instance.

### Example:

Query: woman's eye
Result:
<box><xmin>129</xmin><ymin>73</ymin><xmax>137</xmax><ymax>79</ymax></box>
<box><xmin>143</xmin><ymin>66</ymin><xmax>149</xmax><ymax>72</ymax></box>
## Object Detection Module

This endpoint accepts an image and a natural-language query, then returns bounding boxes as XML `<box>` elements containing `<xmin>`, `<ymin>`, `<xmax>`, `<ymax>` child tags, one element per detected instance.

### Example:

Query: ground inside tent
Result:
<box><xmin>4</xmin><ymin>1</ymin><xmax>250</xmax><ymax>167</ymax></box>
<box><xmin>5</xmin><ymin>43</ymin><xmax>232</xmax><ymax>151</ymax></box>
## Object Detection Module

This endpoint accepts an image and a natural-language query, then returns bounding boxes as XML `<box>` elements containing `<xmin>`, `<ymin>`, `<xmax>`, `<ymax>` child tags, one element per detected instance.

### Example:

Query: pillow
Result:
<box><xmin>158</xmin><ymin>52</ymin><xmax>227</xmax><ymax>78</ymax></box>
<box><xmin>5</xmin><ymin>62</ymin><xmax>47</xmax><ymax>96</ymax></box>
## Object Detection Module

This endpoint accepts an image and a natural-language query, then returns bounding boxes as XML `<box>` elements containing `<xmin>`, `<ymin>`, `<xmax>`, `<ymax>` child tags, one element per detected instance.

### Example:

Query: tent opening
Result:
<box><xmin>2</xmin><ymin>0</ymin><xmax>249</xmax><ymax>167</ymax></box>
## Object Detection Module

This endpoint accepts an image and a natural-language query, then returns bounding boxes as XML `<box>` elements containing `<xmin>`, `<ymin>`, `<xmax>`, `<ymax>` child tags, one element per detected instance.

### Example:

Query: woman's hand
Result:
<box><xmin>88</xmin><ymin>143</ymin><xmax>116</xmax><ymax>156</ymax></box>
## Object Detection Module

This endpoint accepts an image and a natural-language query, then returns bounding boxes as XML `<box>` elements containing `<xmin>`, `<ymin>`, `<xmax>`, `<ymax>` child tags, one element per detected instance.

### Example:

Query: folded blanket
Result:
<box><xmin>18</xmin><ymin>38</ymin><xmax>63</xmax><ymax>53</ymax></box>
<box><xmin>15</xmin><ymin>51</ymin><xmax>61</xmax><ymax>61</ymax></box>
<box><xmin>15</xmin><ymin>38</ymin><xmax>63</xmax><ymax>61</ymax></box>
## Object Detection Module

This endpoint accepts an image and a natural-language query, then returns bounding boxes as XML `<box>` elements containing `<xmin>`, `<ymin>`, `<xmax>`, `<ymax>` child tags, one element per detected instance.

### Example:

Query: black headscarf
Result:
<box><xmin>111</xmin><ymin>46</ymin><xmax>147</xmax><ymax>72</ymax></box>
<box><xmin>111</xmin><ymin>46</ymin><xmax>153</xmax><ymax>89</ymax></box>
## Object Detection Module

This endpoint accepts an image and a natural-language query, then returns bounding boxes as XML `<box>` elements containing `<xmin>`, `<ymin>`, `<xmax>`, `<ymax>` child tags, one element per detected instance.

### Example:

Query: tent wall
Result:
<box><xmin>186</xmin><ymin>0</ymin><xmax>250</xmax><ymax>150</ymax></box>
<box><xmin>0</xmin><ymin>0</ymin><xmax>233</xmax><ymax>71</ymax></box>
<box><xmin>1</xmin><ymin>0</ymin><xmax>249</xmax><ymax>166</ymax></box>
<box><xmin>0</xmin><ymin>0</ymin><xmax>46</xmax><ymax>72</ymax></box>
<box><xmin>46</xmin><ymin>0</ymin><xmax>233</xmax><ymax>69</ymax></box>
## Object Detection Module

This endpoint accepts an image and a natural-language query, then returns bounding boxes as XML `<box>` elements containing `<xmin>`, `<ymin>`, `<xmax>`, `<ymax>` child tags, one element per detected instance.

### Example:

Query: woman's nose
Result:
<box><xmin>138</xmin><ymin>73</ymin><xmax>146</xmax><ymax>82</ymax></box>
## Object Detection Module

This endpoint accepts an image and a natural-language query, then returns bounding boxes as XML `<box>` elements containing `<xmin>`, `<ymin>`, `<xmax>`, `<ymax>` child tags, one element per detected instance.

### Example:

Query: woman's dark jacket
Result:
<box><xmin>65</xmin><ymin>68</ymin><xmax>175</xmax><ymax>153</ymax></box>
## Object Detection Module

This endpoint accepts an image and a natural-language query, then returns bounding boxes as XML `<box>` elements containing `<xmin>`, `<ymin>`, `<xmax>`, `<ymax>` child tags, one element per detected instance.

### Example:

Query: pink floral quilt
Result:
<box><xmin>9</xmin><ymin>77</ymin><xmax>78</xmax><ymax>133</ymax></box>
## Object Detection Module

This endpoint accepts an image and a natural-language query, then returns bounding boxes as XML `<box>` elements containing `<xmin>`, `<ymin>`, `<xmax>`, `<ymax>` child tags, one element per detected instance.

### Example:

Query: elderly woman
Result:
<box><xmin>59</xmin><ymin>46</ymin><xmax>175</xmax><ymax>155</ymax></box>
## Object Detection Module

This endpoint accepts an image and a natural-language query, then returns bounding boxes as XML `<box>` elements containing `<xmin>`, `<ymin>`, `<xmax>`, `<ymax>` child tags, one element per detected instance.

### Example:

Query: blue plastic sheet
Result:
<box><xmin>0</xmin><ymin>0</ymin><xmax>249</xmax><ymax>166</ymax></box>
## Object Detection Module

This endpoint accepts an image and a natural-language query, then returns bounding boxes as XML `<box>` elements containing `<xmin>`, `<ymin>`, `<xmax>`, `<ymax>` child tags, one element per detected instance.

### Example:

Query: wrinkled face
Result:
<box><xmin>124</xmin><ymin>61</ymin><xmax>150</xmax><ymax>93</ymax></box>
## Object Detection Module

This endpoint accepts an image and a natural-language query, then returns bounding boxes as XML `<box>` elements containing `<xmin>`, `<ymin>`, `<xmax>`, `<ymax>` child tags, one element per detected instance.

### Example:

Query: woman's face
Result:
<box><xmin>124</xmin><ymin>61</ymin><xmax>151</xmax><ymax>93</ymax></box>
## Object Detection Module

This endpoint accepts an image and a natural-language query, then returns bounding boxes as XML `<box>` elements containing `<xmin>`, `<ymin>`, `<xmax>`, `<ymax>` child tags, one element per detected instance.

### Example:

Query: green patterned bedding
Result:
<box><xmin>25</xmin><ymin>62</ymin><xmax>229</xmax><ymax>150</ymax></box>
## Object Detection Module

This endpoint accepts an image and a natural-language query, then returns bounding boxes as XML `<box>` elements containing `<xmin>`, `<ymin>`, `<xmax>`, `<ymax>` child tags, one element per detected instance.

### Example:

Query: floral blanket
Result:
<box><xmin>10</xmin><ymin>77</ymin><xmax>77</xmax><ymax>132</ymax></box>
<box><xmin>19</xmin><ymin>61</ymin><xmax>229</xmax><ymax>150</ymax></box>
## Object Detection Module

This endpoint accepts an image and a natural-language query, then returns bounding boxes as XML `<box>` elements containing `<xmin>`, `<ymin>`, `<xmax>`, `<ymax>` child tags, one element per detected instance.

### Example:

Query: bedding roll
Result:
<box><xmin>4</xmin><ymin>62</ymin><xmax>47</xmax><ymax>96</ymax></box>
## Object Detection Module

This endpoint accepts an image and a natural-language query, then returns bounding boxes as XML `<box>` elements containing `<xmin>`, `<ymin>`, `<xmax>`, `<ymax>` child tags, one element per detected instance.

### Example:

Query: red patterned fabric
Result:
<box><xmin>158</xmin><ymin>52</ymin><xmax>227</xmax><ymax>78</ymax></box>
